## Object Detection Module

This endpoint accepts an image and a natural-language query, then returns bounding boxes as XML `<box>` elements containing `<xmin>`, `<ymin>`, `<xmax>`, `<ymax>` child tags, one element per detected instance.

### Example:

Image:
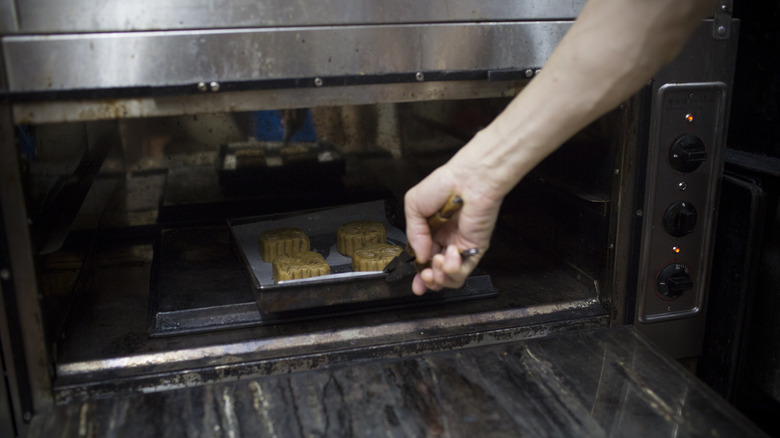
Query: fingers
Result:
<box><xmin>412</xmin><ymin>245</ymin><xmax>482</xmax><ymax>295</ymax></box>
<box><xmin>403</xmin><ymin>169</ymin><xmax>458</xmax><ymax>264</ymax></box>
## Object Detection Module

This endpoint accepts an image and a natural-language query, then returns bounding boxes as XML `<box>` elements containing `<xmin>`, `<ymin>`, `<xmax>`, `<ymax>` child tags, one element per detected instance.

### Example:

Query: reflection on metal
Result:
<box><xmin>9</xmin><ymin>0</ymin><xmax>585</xmax><ymax>33</ymax></box>
<box><xmin>3</xmin><ymin>22</ymin><xmax>570</xmax><ymax>93</ymax></box>
<box><xmin>59</xmin><ymin>297</ymin><xmax>603</xmax><ymax>378</ymax></box>
<box><xmin>33</xmin><ymin>327</ymin><xmax>767</xmax><ymax>436</ymax></box>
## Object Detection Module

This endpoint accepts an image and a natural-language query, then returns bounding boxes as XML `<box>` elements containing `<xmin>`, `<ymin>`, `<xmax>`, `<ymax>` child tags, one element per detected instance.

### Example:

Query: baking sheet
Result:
<box><xmin>229</xmin><ymin>200</ymin><xmax>406</xmax><ymax>289</ymax></box>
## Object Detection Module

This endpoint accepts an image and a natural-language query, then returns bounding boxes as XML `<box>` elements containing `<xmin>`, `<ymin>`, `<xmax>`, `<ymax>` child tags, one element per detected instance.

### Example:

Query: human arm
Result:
<box><xmin>404</xmin><ymin>0</ymin><xmax>718</xmax><ymax>295</ymax></box>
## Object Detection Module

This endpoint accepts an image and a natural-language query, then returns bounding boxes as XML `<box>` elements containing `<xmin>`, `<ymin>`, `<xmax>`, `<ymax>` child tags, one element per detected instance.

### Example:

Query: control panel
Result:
<box><xmin>637</xmin><ymin>83</ymin><xmax>727</xmax><ymax>323</ymax></box>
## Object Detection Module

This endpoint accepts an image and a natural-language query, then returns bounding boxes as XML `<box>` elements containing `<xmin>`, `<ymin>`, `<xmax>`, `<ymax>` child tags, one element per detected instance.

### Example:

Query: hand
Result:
<box><xmin>404</xmin><ymin>151</ymin><xmax>503</xmax><ymax>295</ymax></box>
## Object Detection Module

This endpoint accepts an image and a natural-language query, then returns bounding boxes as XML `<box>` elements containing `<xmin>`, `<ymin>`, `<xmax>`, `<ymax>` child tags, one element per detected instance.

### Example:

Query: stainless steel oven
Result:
<box><xmin>0</xmin><ymin>1</ymin><xmax>741</xmax><ymax>435</ymax></box>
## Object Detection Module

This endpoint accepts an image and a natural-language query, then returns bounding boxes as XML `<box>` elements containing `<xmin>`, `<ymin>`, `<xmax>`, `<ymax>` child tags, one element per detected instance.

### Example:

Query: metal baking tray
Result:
<box><xmin>229</xmin><ymin>200</ymin><xmax>498</xmax><ymax>315</ymax></box>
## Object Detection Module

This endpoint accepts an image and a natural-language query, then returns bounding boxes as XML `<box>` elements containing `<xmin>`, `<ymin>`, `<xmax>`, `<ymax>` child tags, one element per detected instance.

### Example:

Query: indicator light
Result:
<box><xmin>672</xmin><ymin>246</ymin><xmax>681</xmax><ymax>254</ymax></box>
<box><xmin>685</xmin><ymin>113</ymin><xmax>694</xmax><ymax>123</ymax></box>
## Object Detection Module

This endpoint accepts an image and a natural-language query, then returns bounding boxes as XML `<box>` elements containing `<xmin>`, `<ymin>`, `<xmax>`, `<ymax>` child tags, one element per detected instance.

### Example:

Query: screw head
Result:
<box><xmin>314</xmin><ymin>77</ymin><xmax>323</xmax><ymax>87</ymax></box>
<box><xmin>524</xmin><ymin>69</ymin><xmax>534</xmax><ymax>78</ymax></box>
<box><xmin>415</xmin><ymin>72</ymin><xmax>424</xmax><ymax>81</ymax></box>
<box><xmin>197</xmin><ymin>82</ymin><xmax>208</xmax><ymax>92</ymax></box>
<box><xmin>209</xmin><ymin>81</ymin><xmax>220</xmax><ymax>92</ymax></box>
<box><xmin>717</xmin><ymin>26</ymin><xmax>727</xmax><ymax>35</ymax></box>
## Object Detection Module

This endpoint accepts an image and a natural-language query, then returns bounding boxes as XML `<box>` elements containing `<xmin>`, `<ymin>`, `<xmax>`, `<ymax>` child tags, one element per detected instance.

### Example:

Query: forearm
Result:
<box><xmin>451</xmin><ymin>0</ymin><xmax>716</xmax><ymax>199</ymax></box>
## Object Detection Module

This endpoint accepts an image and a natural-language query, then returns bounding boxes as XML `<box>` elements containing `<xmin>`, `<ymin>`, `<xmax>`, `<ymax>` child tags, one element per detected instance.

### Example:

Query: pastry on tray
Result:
<box><xmin>258</xmin><ymin>227</ymin><xmax>310</xmax><ymax>262</ymax></box>
<box><xmin>337</xmin><ymin>220</ymin><xmax>387</xmax><ymax>256</ymax></box>
<box><xmin>272</xmin><ymin>251</ymin><xmax>331</xmax><ymax>283</ymax></box>
<box><xmin>352</xmin><ymin>243</ymin><xmax>403</xmax><ymax>272</ymax></box>
<box><xmin>279</xmin><ymin>144</ymin><xmax>317</xmax><ymax>164</ymax></box>
<box><xmin>234</xmin><ymin>148</ymin><xmax>266</xmax><ymax>168</ymax></box>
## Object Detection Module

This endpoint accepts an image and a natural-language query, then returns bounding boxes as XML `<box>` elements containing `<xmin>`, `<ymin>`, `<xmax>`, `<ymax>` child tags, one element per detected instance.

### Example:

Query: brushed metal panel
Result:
<box><xmin>11</xmin><ymin>80</ymin><xmax>525</xmax><ymax>124</ymax></box>
<box><xmin>3</xmin><ymin>22</ymin><xmax>570</xmax><ymax>93</ymax></box>
<box><xmin>0</xmin><ymin>0</ymin><xmax>17</xmax><ymax>33</ymax></box>
<box><xmin>13</xmin><ymin>0</ymin><xmax>585</xmax><ymax>33</ymax></box>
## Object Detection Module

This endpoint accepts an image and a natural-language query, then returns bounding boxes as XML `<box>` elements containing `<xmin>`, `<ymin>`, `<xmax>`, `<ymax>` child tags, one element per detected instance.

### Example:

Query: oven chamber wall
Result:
<box><xmin>0</xmin><ymin>2</ymin><xmax>738</xmax><ymax>434</ymax></box>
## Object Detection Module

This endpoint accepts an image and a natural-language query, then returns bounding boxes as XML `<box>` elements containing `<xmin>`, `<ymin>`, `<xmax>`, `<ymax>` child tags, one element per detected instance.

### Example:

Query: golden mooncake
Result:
<box><xmin>352</xmin><ymin>243</ymin><xmax>403</xmax><ymax>272</ymax></box>
<box><xmin>272</xmin><ymin>251</ymin><xmax>330</xmax><ymax>283</ymax></box>
<box><xmin>258</xmin><ymin>227</ymin><xmax>310</xmax><ymax>262</ymax></box>
<box><xmin>337</xmin><ymin>221</ymin><xmax>386</xmax><ymax>256</ymax></box>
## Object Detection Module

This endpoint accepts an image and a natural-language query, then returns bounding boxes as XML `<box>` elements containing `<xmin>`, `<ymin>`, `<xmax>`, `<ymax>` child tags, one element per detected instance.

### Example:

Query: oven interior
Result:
<box><xmin>21</xmin><ymin>94</ymin><xmax>630</xmax><ymax>400</ymax></box>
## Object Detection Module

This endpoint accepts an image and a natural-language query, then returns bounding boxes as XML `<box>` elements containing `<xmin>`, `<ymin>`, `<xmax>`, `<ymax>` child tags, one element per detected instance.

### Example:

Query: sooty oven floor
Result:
<box><xmin>49</xmin><ymin>155</ymin><xmax>609</xmax><ymax>402</ymax></box>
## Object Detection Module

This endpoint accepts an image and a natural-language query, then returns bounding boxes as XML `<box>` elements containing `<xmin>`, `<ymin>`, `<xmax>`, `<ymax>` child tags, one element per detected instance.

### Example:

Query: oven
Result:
<box><xmin>0</xmin><ymin>1</ymin><xmax>742</xmax><ymax>435</ymax></box>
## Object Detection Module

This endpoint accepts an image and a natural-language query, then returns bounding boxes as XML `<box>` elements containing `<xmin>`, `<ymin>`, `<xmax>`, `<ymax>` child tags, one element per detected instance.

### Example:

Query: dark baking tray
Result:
<box><xmin>148</xmin><ymin>202</ymin><xmax>497</xmax><ymax>337</ymax></box>
<box><xmin>216</xmin><ymin>140</ymin><xmax>345</xmax><ymax>195</ymax></box>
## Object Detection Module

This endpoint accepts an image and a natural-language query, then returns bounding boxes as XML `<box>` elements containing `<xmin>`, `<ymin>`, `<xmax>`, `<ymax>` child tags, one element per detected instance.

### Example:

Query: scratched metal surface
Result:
<box><xmin>29</xmin><ymin>326</ymin><xmax>766</xmax><ymax>437</ymax></box>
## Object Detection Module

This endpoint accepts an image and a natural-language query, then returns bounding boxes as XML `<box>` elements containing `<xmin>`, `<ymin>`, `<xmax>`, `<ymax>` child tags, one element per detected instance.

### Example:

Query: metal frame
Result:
<box><xmin>4</xmin><ymin>0</ymin><xmax>585</xmax><ymax>33</ymax></box>
<box><xmin>0</xmin><ymin>103</ymin><xmax>51</xmax><ymax>432</ymax></box>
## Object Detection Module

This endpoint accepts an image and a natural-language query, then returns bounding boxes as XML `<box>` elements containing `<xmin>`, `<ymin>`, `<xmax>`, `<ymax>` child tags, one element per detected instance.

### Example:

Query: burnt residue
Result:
<box><xmin>30</xmin><ymin>327</ymin><xmax>765</xmax><ymax>437</ymax></box>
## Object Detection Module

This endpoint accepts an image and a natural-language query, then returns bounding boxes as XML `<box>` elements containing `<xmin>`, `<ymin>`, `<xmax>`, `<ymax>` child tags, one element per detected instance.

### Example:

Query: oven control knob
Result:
<box><xmin>656</xmin><ymin>263</ymin><xmax>693</xmax><ymax>300</ymax></box>
<box><xmin>663</xmin><ymin>201</ymin><xmax>697</xmax><ymax>237</ymax></box>
<box><xmin>669</xmin><ymin>134</ymin><xmax>707</xmax><ymax>172</ymax></box>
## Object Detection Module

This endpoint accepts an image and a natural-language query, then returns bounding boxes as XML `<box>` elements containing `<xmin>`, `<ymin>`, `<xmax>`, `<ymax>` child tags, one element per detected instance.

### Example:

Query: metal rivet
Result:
<box><xmin>679</xmin><ymin>181</ymin><xmax>687</xmax><ymax>191</ymax></box>
<box><xmin>0</xmin><ymin>268</ymin><xmax>9</xmax><ymax>281</ymax></box>
<box><xmin>717</xmin><ymin>26</ymin><xmax>727</xmax><ymax>36</ymax></box>
<box><xmin>720</xmin><ymin>3</ymin><xmax>728</xmax><ymax>11</ymax></box>
<box><xmin>524</xmin><ymin>69</ymin><xmax>534</xmax><ymax>78</ymax></box>
<box><xmin>614</xmin><ymin>168</ymin><xmax>620</xmax><ymax>175</ymax></box>
<box><xmin>209</xmin><ymin>81</ymin><xmax>220</xmax><ymax>92</ymax></box>
<box><xmin>636</xmin><ymin>209</ymin><xmax>643</xmax><ymax>217</ymax></box>
<box><xmin>197</xmin><ymin>82</ymin><xmax>208</xmax><ymax>92</ymax></box>
<box><xmin>314</xmin><ymin>77</ymin><xmax>323</xmax><ymax>87</ymax></box>
<box><xmin>534</xmin><ymin>69</ymin><xmax>541</xmax><ymax>76</ymax></box>
<box><xmin>415</xmin><ymin>72</ymin><xmax>424</xmax><ymax>81</ymax></box>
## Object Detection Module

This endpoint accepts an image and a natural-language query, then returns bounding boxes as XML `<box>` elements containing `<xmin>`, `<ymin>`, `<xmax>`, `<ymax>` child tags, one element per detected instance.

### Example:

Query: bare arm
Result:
<box><xmin>405</xmin><ymin>0</ymin><xmax>717</xmax><ymax>295</ymax></box>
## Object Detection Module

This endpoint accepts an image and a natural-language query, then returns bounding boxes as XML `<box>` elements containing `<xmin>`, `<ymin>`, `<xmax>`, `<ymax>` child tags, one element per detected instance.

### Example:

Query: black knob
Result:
<box><xmin>669</xmin><ymin>134</ymin><xmax>707</xmax><ymax>172</ymax></box>
<box><xmin>663</xmin><ymin>201</ymin><xmax>697</xmax><ymax>237</ymax></box>
<box><xmin>656</xmin><ymin>263</ymin><xmax>693</xmax><ymax>300</ymax></box>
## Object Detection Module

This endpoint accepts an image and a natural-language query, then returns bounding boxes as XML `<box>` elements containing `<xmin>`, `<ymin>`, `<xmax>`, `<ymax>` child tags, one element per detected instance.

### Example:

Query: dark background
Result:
<box><xmin>699</xmin><ymin>1</ymin><xmax>780</xmax><ymax>435</ymax></box>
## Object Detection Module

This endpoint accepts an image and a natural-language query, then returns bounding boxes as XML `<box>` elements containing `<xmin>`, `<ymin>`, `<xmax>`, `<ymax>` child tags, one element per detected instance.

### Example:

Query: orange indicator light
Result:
<box><xmin>685</xmin><ymin>114</ymin><xmax>694</xmax><ymax>123</ymax></box>
<box><xmin>673</xmin><ymin>246</ymin><xmax>681</xmax><ymax>254</ymax></box>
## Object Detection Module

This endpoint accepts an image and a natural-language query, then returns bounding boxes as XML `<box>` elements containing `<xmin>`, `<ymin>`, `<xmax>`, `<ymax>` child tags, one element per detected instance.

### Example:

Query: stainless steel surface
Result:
<box><xmin>0</xmin><ymin>104</ymin><xmax>52</xmax><ymax>419</ymax></box>
<box><xmin>3</xmin><ymin>22</ymin><xmax>569</xmax><ymax>93</ymax></box>
<box><xmin>0</xmin><ymin>0</ymin><xmax>17</xmax><ymax>34</ymax></box>
<box><xmin>605</xmin><ymin>96</ymin><xmax>644</xmax><ymax>326</ymax></box>
<box><xmin>6</xmin><ymin>0</ymin><xmax>585</xmax><ymax>33</ymax></box>
<box><xmin>11</xmin><ymin>80</ymin><xmax>526</xmax><ymax>125</ymax></box>
<box><xmin>635</xmin><ymin>20</ymin><xmax>740</xmax><ymax>358</ymax></box>
<box><xmin>638</xmin><ymin>82</ymin><xmax>727</xmax><ymax>322</ymax></box>
<box><xmin>31</xmin><ymin>327</ymin><xmax>767</xmax><ymax>437</ymax></box>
